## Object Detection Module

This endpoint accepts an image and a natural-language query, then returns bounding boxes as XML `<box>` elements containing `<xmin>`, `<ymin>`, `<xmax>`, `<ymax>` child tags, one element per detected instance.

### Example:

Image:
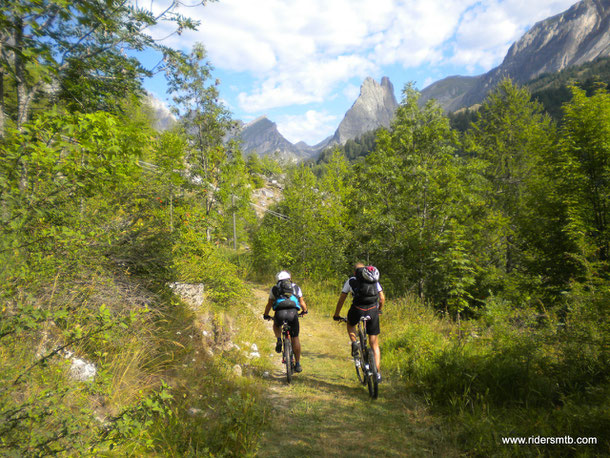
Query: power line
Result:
<box><xmin>250</xmin><ymin>202</ymin><xmax>290</xmax><ymax>221</ymax></box>
<box><xmin>137</xmin><ymin>160</ymin><xmax>290</xmax><ymax>221</ymax></box>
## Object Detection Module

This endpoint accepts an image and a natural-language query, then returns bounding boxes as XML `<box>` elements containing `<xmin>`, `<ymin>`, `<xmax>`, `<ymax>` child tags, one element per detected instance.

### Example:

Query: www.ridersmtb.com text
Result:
<box><xmin>502</xmin><ymin>436</ymin><xmax>598</xmax><ymax>445</ymax></box>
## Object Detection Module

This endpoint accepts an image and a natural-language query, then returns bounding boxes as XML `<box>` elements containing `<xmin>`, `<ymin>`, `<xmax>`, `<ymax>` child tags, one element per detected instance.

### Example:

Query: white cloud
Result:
<box><xmin>276</xmin><ymin>110</ymin><xmax>338</xmax><ymax>145</ymax></box>
<box><xmin>343</xmin><ymin>84</ymin><xmax>360</xmax><ymax>102</ymax></box>
<box><xmin>449</xmin><ymin>0</ymin><xmax>577</xmax><ymax>70</ymax></box>
<box><xmin>148</xmin><ymin>0</ymin><xmax>579</xmax><ymax>122</ymax></box>
<box><xmin>237</xmin><ymin>54</ymin><xmax>376</xmax><ymax>112</ymax></box>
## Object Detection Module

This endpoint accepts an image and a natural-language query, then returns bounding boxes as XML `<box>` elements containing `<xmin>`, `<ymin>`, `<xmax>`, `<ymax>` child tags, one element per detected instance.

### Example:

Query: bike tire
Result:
<box><xmin>354</xmin><ymin>353</ymin><xmax>365</xmax><ymax>384</ymax></box>
<box><xmin>283</xmin><ymin>338</ymin><xmax>293</xmax><ymax>383</ymax></box>
<box><xmin>366</xmin><ymin>348</ymin><xmax>379</xmax><ymax>399</ymax></box>
<box><xmin>358</xmin><ymin>330</ymin><xmax>368</xmax><ymax>386</ymax></box>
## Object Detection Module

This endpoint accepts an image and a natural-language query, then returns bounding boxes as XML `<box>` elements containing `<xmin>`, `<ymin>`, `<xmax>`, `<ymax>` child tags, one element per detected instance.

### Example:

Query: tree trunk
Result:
<box><xmin>0</xmin><ymin>66</ymin><xmax>4</xmax><ymax>137</ymax></box>
<box><xmin>506</xmin><ymin>234</ymin><xmax>514</xmax><ymax>274</ymax></box>
<box><xmin>14</xmin><ymin>17</ymin><xmax>29</xmax><ymax>130</ymax></box>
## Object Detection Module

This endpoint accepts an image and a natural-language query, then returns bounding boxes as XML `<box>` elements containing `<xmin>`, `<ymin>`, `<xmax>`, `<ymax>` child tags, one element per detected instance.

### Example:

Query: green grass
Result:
<box><xmin>382</xmin><ymin>296</ymin><xmax>610</xmax><ymax>456</ymax></box>
<box><xmin>253</xmin><ymin>297</ymin><xmax>456</xmax><ymax>457</ymax></box>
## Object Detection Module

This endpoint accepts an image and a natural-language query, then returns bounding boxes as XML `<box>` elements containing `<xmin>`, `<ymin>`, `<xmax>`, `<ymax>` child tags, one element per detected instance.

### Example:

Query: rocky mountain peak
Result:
<box><xmin>333</xmin><ymin>76</ymin><xmax>398</xmax><ymax>145</ymax></box>
<box><xmin>245</xmin><ymin>115</ymin><xmax>274</xmax><ymax>129</ymax></box>
<box><xmin>499</xmin><ymin>0</ymin><xmax>610</xmax><ymax>83</ymax></box>
<box><xmin>234</xmin><ymin>116</ymin><xmax>296</xmax><ymax>158</ymax></box>
<box><xmin>420</xmin><ymin>0</ymin><xmax>610</xmax><ymax>111</ymax></box>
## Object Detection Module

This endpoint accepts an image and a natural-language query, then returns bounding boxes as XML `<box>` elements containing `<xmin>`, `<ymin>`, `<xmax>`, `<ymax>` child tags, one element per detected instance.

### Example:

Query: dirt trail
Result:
<box><xmin>252</xmin><ymin>286</ymin><xmax>455</xmax><ymax>457</ymax></box>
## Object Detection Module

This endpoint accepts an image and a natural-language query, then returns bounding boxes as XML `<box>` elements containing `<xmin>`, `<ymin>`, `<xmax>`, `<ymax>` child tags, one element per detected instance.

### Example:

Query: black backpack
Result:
<box><xmin>272</xmin><ymin>280</ymin><xmax>299</xmax><ymax>310</ymax></box>
<box><xmin>350</xmin><ymin>266</ymin><xmax>379</xmax><ymax>307</ymax></box>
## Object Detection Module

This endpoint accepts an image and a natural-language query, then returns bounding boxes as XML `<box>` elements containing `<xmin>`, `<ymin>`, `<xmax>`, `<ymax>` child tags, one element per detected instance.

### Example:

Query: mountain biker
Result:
<box><xmin>263</xmin><ymin>270</ymin><xmax>308</xmax><ymax>373</ymax></box>
<box><xmin>333</xmin><ymin>262</ymin><xmax>385</xmax><ymax>382</ymax></box>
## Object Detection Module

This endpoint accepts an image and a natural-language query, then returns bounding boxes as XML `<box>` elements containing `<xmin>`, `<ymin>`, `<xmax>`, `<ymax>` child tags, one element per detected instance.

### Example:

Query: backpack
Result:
<box><xmin>272</xmin><ymin>280</ymin><xmax>300</xmax><ymax>311</ymax></box>
<box><xmin>350</xmin><ymin>266</ymin><xmax>380</xmax><ymax>307</ymax></box>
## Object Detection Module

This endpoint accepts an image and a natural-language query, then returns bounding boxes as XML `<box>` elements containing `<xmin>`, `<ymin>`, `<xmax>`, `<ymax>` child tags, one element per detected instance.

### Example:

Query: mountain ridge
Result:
<box><xmin>421</xmin><ymin>0</ymin><xmax>610</xmax><ymax>111</ymax></box>
<box><xmin>226</xmin><ymin>0</ymin><xmax>610</xmax><ymax>158</ymax></box>
<box><xmin>230</xmin><ymin>76</ymin><xmax>398</xmax><ymax>159</ymax></box>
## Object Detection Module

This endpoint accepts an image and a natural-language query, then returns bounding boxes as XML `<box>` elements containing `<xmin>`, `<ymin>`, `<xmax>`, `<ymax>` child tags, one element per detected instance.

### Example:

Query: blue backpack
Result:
<box><xmin>272</xmin><ymin>279</ymin><xmax>300</xmax><ymax>311</ymax></box>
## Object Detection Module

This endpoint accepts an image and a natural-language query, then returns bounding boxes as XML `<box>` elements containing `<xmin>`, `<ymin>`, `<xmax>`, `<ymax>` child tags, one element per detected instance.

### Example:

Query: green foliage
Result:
<box><xmin>173</xmin><ymin>228</ymin><xmax>249</xmax><ymax>307</ymax></box>
<box><xmin>348</xmin><ymin>84</ymin><xmax>476</xmax><ymax>311</ymax></box>
<box><xmin>463</xmin><ymin>79</ymin><xmax>560</xmax><ymax>305</ymax></box>
<box><xmin>316</xmin><ymin>129</ymin><xmax>380</xmax><ymax>164</ymax></box>
<box><xmin>0</xmin><ymin>0</ymin><xmax>198</xmax><ymax>130</ymax></box>
<box><xmin>529</xmin><ymin>56</ymin><xmax>610</xmax><ymax>121</ymax></box>
<box><xmin>0</xmin><ymin>0</ymin><xmax>268</xmax><ymax>456</ymax></box>
<box><xmin>0</xmin><ymin>264</ymin><xmax>174</xmax><ymax>456</ymax></box>
<box><xmin>166</xmin><ymin>43</ymin><xmax>252</xmax><ymax>247</ymax></box>
<box><xmin>153</xmin><ymin>387</ymin><xmax>265</xmax><ymax>457</ymax></box>
<box><xmin>448</xmin><ymin>107</ymin><xmax>479</xmax><ymax>132</ymax></box>
<box><xmin>252</xmin><ymin>151</ymin><xmax>351</xmax><ymax>281</ymax></box>
<box><xmin>383</xmin><ymin>295</ymin><xmax>610</xmax><ymax>455</ymax></box>
<box><xmin>557</xmin><ymin>85</ymin><xmax>610</xmax><ymax>271</ymax></box>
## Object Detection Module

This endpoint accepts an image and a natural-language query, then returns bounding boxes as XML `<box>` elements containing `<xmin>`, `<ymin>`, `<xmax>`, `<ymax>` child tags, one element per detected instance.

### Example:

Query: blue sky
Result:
<box><xmin>143</xmin><ymin>0</ymin><xmax>578</xmax><ymax>145</ymax></box>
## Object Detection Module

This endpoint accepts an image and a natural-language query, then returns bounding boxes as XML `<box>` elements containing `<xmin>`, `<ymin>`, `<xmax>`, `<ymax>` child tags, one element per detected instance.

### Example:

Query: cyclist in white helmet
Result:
<box><xmin>263</xmin><ymin>270</ymin><xmax>308</xmax><ymax>372</ymax></box>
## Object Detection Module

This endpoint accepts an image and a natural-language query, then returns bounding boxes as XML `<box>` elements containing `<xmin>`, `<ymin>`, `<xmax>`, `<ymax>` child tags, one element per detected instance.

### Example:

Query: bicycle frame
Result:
<box><xmin>280</xmin><ymin>320</ymin><xmax>295</xmax><ymax>383</ymax></box>
<box><xmin>264</xmin><ymin>311</ymin><xmax>306</xmax><ymax>383</ymax></box>
<box><xmin>338</xmin><ymin>315</ymin><xmax>379</xmax><ymax>399</ymax></box>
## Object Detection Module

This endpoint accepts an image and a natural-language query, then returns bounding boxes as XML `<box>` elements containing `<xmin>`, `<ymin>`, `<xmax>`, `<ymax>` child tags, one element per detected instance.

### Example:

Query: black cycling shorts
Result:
<box><xmin>347</xmin><ymin>306</ymin><xmax>380</xmax><ymax>336</ymax></box>
<box><xmin>273</xmin><ymin>308</ymin><xmax>300</xmax><ymax>337</ymax></box>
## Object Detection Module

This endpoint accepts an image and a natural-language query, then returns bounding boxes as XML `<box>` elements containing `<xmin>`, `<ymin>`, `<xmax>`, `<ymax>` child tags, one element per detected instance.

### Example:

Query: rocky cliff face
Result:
<box><xmin>233</xmin><ymin>116</ymin><xmax>308</xmax><ymax>161</ymax></box>
<box><xmin>236</xmin><ymin>116</ymin><xmax>294</xmax><ymax>155</ymax></box>
<box><xmin>332</xmin><ymin>76</ymin><xmax>398</xmax><ymax>145</ymax></box>
<box><xmin>231</xmin><ymin>76</ymin><xmax>399</xmax><ymax>158</ymax></box>
<box><xmin>421</xmin><ymin>0</ymin><xmax>610</xmax><ymax>111</ymax></box>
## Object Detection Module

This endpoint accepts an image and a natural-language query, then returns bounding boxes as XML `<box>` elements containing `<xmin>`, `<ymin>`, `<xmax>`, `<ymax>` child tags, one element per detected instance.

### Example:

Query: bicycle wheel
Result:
<box><xmin>366</xmin><ymin>348</ymin><xmax>379</xmax><ymax>399</ymax></box>
<box><xmin>354</xmin><ymin>343</ymin><xmax>365</xmax><ymax>384</ymax></box>
<box><xmin>358</xmin><ymin>330</ymin><xmax>368</xmax><ymax>386</ymax></box>
<box><xmin>283</xmin><ymin>337</ymin><xmax>293</xmax><ymax>383</ymax></box>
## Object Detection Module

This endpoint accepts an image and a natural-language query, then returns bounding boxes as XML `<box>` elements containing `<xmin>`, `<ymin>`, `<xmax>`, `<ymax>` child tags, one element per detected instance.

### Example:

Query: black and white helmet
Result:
<box><xmin>361</xmin><ymin>265</ymin><xmax>380</xmax><ymax>283</ymax></box>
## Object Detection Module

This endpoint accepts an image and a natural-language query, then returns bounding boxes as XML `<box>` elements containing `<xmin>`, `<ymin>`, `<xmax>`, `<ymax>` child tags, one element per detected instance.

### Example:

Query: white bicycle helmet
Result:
<box><xmin>276</xmin><ymin>270</ymin><xmax>291</xmax><ymax>281</ymax></box>
<box><xmin>361</xmin><ymin>265</ymin><xmax>380</xmax><ymax>283</ymax></box>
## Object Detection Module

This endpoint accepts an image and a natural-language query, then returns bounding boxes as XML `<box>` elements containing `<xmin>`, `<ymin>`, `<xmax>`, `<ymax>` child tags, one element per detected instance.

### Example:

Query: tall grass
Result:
<box><xmin>0</xmin><ymin>239</ymin><xmax>272</xmax><ymax>456</ymax></box>
<box><xmin>382</xmin><ymin>295</ymin><xmax>610</xmax><ymax>455</ymax></box>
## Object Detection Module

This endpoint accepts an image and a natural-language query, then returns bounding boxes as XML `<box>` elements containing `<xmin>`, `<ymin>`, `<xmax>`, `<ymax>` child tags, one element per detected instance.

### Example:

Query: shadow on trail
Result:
<box><xmin>263</xmin><ymin>367</ymin><xmax>365</xmax><ymax>399</ymax></box>
<box><xmin>300</xmin><ymin>348</ymin><xmax>346</xmax><ymax>362</ymax></box>
<box><xmin>291</xmin><ymin>373</ymin><xmax>365</xmax><ymax>398</ymax></box>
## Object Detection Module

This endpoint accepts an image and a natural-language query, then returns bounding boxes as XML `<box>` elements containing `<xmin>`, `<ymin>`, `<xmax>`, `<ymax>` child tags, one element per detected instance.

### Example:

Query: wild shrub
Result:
<box><xmin>173</xmin><ymin>228</ymin><xmax>249</xmax><ymax>308</ymax></box>
<box><xmin>383</xmin><ymin>293</ymin><xmax>610</xmax><ymax>454</ymax></box>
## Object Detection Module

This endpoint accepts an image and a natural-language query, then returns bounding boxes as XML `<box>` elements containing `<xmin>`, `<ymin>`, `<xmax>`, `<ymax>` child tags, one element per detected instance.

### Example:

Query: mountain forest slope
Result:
<box><xmin>421</xmin><ymin>0</ymin><xmax>610</xmax><ymax>111</ymax></box>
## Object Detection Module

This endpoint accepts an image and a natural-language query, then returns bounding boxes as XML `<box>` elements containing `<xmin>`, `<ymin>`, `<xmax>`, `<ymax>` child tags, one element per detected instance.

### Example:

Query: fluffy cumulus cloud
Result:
<box><xmin>276</xmin><ymin>110</ymin><xmax>339</xmax><ymax>144</ymax></box>
<box><xmin>148</xmin><ymin>0</ymin><xmax>578</xmax><ymax>141</ymax></box>
<box><xmin>165</xmin><ymin>0</ymin><xmax>577</xmax><ymax>105</ymax></box>
<box><xmin>236</xmin><ymin>54</ymin><xmax>376</xmax><ymax>112</ymax></box>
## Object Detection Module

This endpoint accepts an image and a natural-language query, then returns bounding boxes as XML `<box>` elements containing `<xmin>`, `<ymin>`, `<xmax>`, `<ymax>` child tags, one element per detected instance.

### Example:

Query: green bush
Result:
<box><xmin>383</xmin><ymin>294</ymin><xmax>610</xmax><ymax>455</ymax></box>
<box><xmin>173</xmin><ymin>228</ymin><xmax>249</xmax><ymax>308</ymax></box>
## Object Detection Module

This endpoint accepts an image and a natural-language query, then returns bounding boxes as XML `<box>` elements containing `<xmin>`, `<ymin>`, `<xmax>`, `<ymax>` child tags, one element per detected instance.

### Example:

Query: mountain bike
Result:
<box><xmin>265</xmin><ymin>311</ymin><xmax>306</xmax><ymax>383</ymax></box>
<box><xmin>337</xmin><ymin>316</ymin><xmax>378</xmax><ymax>399</ymax></box>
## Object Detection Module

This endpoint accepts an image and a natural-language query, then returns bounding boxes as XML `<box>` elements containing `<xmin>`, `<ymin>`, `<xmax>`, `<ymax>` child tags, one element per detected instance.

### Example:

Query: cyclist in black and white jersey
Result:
<box><xmin>333</xmin><ymin>262</ymin><xmax>385</xmax><ymax>382</ymax></box>
<box><xmin>263</xmin><ymin>271</ymin><xmax>308</xmax><ymax>373</ymax></box>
